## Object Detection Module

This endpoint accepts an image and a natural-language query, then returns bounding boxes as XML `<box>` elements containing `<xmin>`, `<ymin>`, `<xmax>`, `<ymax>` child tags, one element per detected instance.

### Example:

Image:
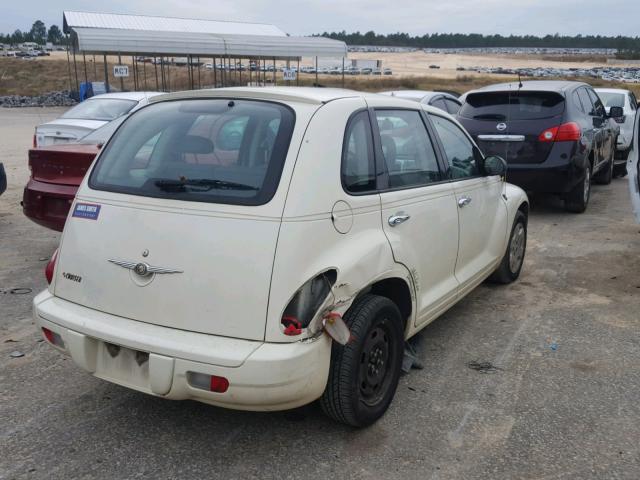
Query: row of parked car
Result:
<box><xmin>11</xmin><ymin>81</ymin><xmax>639</xmax><ymax>428</ymax></box>
<box><xmin>24</xmin><ymin>82</ymin><xmax>637</xmax><ymax>230</ymax></box>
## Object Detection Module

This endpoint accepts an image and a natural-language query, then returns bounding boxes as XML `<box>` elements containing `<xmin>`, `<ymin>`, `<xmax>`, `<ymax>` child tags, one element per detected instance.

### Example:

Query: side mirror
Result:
<box><xmin>609</xmin><ymin>106</ymin><xmax>624</xmax><ymax>119</ymax></box>
<box><xmin>480</xmin><ymin>155</ymin><xmax>507</xmax><ymax>176</ymax></box>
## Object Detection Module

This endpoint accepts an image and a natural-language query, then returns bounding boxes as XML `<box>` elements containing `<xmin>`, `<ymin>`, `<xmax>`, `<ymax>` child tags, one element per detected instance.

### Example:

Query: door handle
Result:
<box><xmin>458</xmin><ymin>196</ymin><xmax>472</xmax><ymax>208</ymax></box>
<box><xmin>388</xmin><ymin>213</ymin><xmax>410</xmax><ymax>226</ymax></box>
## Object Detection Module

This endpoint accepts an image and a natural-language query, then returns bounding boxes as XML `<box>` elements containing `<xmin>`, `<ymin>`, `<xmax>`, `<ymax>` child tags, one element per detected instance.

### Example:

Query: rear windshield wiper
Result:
<box><xmin>473</xmin><ymin>113</ymin><xmax>507</xmax><ymax>120</ymax></box>
<box><xmin>154</xmin><ymin>178</ymin><xmax>259</xmax><ymax>192</ymax></box>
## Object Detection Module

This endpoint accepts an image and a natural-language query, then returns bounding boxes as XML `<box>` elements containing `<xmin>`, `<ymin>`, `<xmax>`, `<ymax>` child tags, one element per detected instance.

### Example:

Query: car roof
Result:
<box><xmin>150</xmin><ymin>87</ymin><xmax>441</xmax><ymax>109</ymax></box>
<box><xmin>89</xmin><ymin>92</ymin><xmax>162</xmax><ymax>101</ymax></box>
<box><xmin>378</xmin><ymin>90</ymin><xmax>454</xmax><ymax>102</ymax></box>
<box><xmin>594</xmin><ymin>87</ymin><xmax>630</xmax><ymax>94</ymax></box>
<box><xmin>468</xmin><ymin>80</ymin><xmax>588</xmax><ymax>95</ymax></box>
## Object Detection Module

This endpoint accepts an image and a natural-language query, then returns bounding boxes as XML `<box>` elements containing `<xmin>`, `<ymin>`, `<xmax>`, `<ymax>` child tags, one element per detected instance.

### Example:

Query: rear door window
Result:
<box><xmin>444</xmin><ymin>98</ymin><xmax>461</xmax><ymax>115</ymax></box>
<box><xmin>89</xmin><ymin>99</ymin><xmax>295</xmax><ymax>206</ymax></box>
<box><xmin>342</xmin><ymin>111</ymin><xmax>376</xmax><ymax>193</ymax></box>
<box><xmin>587</xmin><ymin>89</ymin><xmax>606</xmax><ymax>117</ymax></box>
<box><xmin>429</xmin><ymin>97</ymin><xmax>448</xmax><ymax>112</ymax></box>
<box><xmin>374</xmin><ymin>110</ymin><xmax>441</xmax><ymax>188</ymax></box>
<box><xmin>459</xmin><ymin>91</ymin><xmax>565</xmax><ymax>121</ymax></box>
<box><xmin>430</xmin><ymin>114</ymin><xmax>479</xmax><ymax>180</ymax></box>
<box><xmin>577</xmin><ymin>88</ymin><xmax>594</xmax><ymax>115</ymax></box>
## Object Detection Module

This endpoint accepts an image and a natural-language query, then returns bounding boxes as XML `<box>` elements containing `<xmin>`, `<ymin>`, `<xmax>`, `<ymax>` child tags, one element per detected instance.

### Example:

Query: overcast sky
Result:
<box><xmin>2</xmin><ymin>0</ymin><xmax>639</xmax><ymax>37</ymax></box>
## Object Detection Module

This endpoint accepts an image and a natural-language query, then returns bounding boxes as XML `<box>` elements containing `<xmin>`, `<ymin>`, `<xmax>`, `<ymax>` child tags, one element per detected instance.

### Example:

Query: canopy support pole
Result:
<box><xmin>103</xmin><ymin>54</ymin><xmax>109</xmax><ymax>93</ymax></box>
<box><xmin>118</xmin><ymin>53</ymin><xmax>124</xmax><ymax>91</ymax></box>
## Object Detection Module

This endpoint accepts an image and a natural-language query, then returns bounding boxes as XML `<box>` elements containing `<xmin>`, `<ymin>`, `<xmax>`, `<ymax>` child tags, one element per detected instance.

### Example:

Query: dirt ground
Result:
<box><xmin>1</xmin><ymin>108</ymin><xmax>640</xmax><ymax>479</ymax></box>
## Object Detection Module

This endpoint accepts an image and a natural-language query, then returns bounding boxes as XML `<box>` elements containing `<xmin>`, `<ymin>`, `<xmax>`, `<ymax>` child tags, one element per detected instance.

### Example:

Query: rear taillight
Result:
<box><xmin>42</xmin><ymin>327</ymin><xmax>65</xmax><ymax>348</ymax></box>
<box><xmin>538</xmin><ymin>122</ymin><xmax>581</xmax><ymax>142</ymax></box>
<box><xmin>45</xmin><ymin>249</ymin><xmax>58</xmax><ymax>284</ymax></box>
<box><xmin>281</xmin><ymin>316</ymin><xmax>303</xmax><ymax>336</ymax></box>
<box><xmin>187</xmin><ymin>372</ymin><xmax>229</xmax><ymax>393</ymax></box>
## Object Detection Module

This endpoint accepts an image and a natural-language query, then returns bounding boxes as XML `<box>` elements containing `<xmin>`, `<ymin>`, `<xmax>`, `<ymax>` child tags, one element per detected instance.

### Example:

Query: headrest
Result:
<box><xmin>175</xmin><ymin>135</ymin><xmax>214</xmax><ymax>154</ymax></box>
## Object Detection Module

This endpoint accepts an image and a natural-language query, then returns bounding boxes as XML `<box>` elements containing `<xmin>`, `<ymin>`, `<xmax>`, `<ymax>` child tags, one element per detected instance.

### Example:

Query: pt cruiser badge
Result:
<box><xmin>108</xmin><ymin>259</ymin><xmax>183</xmax><ymax>276</ymax></box>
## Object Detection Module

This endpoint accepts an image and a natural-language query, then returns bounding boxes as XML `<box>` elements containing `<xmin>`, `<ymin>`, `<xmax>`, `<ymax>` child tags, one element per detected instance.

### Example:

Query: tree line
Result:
<box><xmin>319</xmin><ymin>31</ymin><xmax>640</xmax><ymax>54</ymax></box>
<box><xmin>1</xmin><ymin>20</ymin><xmax>67</xmax><ymax>46</ymax></box>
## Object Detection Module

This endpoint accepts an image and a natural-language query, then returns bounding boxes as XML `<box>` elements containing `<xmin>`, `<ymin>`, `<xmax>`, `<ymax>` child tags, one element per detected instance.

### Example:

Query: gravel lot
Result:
<box><xmin>1</xmin><ymin>107</ymin><xmax>639</xmax><ymax>480</ymax></box>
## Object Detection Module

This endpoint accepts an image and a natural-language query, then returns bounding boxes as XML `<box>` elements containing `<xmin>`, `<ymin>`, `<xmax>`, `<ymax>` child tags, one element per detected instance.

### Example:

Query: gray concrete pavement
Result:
<box><xmin>1</xmin><ymin>108</ymin><xmax>639</xmax><ymax>480</ymax></box>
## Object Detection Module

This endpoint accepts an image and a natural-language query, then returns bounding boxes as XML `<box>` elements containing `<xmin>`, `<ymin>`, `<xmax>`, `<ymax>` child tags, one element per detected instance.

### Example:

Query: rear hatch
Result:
<box><xmin>29</xmin><ymin>144</ymin><xmax>99</xmax><ymax>185</ymax></box>
<box><xmin>36</xmin><ymin>119</ymin><xmax>106</xmax><ymax>146</ymax></box>
<box><xmin>53</xmin><ymin>97</ymin><xmax>299</xmax><ymax>341</ymax></box>
<box><xmin>458</xmin><ymin>90</ymin><xmax>565</xmax><ymax>164</ymax></box>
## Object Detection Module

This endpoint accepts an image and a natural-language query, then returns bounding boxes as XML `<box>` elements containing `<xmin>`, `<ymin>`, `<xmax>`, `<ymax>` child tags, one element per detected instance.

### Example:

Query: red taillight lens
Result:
<box><xmin>42</xmin><ymin>327</ymin><xmax>54</xmax><ymax>343</ymax></box>
<box><xmin>210</xmin><ymin>375</ymin><xmax>229</xmax><ymax>393</ymax></box>
<box><xmin>281</xmin><ymin>316</ymin><xmax>302</xmax><ymax>336</ymax></box>
<box><xmin>539</xmin><ymin>122</ymin><xmax>581</xmax><ymax>143</ymax></box>
<box><xmin>42</xmin><ymin>327</ymin><xmax>65</xmax><ymax>348</ymax></box>
<box><xmin>45</xmin><ymin>249</ymin><xmax>58</xmax><ymax>284</ymax></box>
<box><xmin>538</xmin><ymin>126</ymin><xmax>558</xmax><ymax>142</ymax></box>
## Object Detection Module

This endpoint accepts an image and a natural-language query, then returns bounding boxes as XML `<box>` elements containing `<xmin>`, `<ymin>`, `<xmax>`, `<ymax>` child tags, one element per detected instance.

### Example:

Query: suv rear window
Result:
<box><xmin>460</xmin><ymin>91</ymin><xmax>565</xmax><ymax>121</ymax></box>
<box><xmin>89</xmin><ymin>99</ymin><xmax>295</xmax><ymax>206</ymax></box>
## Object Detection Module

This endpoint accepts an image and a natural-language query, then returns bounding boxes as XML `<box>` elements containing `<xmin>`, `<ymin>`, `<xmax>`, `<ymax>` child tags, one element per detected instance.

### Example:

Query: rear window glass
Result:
<box><xmin>89</xmin><ymin>99</ymin><xmax>295</xmax><ymax>206</ymax></box>
<box><xmin>61</xmin><ymin>98</ymin><xmax>137</xmax><ymax>121</ymax></box>
<box><xmin>597</xmin><ymin>92</ymin><xmax>625</xmax><ymax>109</ymax></box>
<box><xmin>460</xmin><ymin>91</ymin><xmax>565</xmax><ymax>120</ymax></box>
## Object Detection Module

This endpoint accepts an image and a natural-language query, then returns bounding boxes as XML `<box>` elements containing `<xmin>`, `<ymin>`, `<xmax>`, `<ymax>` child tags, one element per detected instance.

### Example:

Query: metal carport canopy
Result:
<box><xmin>72</xmin><ymin>27</ymin><xmax>347</xmax><ymax>59</ymax></box>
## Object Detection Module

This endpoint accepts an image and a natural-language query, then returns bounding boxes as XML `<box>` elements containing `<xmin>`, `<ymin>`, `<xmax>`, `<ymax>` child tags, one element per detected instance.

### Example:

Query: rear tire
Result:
<box><xmin>594</xmin><ymin>146</ymin><xmax>614</xmax><ymax>185</ymax></box>
<box><xmin>613</xmin><ymin>148</ymin><xmax>629</xmax><ymax>178</ymax></box>
<box><xmin>565</xmin><ymin>163</ymin><xmax>591</xmax><ymax>213</ymax></box>
<box><xmin>489</xmin><ymin>210</ymin><xmax>527</xmax><ymax>284</ymax></box>
<box><xmin>320</xmin><ymin>294</ymin><xmax>404</xmax><ymax>427</ymax></box>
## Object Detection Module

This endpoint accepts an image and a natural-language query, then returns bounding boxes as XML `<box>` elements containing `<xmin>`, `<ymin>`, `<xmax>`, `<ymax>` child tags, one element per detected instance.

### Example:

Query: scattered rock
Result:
<box><xmin>0</xmin><ymin>90</ymin><xmax>77</xmax><ymax>108</ymax></box>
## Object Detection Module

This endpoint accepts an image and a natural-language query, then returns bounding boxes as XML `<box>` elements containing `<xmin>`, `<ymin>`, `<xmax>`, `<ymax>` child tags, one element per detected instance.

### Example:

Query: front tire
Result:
<box><xmin>565</xmin><ymin>163</ymin><xmax>591</xmax><ymax>213</ymax></box>
<box><xmin>489</xmin><ymin>210</ymin><xmax>527</xmax><ymax>284</ymax></box>
<box><xmin>320</xmin><ymin>294</ymin><xmax>404</xmax><ymax>427</ymax></box>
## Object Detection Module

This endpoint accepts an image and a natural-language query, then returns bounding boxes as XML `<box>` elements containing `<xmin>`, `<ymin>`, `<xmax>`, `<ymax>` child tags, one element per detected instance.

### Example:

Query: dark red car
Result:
<box><xmin>22</xmin><ymin>118</ymin><xmax>124</xmax><ymax>231</ymax></box>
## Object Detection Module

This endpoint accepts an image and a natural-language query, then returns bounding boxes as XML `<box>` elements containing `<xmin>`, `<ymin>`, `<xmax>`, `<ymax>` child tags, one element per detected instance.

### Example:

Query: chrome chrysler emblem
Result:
<box><xmin>496</xmin><ymin>123</ymin><xmax>507</xmax><ymax>131</ymax></box>
<box><xmin>108</xmin><ymin>259</ymin><xmax>183</xmax><ymax>276</ymax></box>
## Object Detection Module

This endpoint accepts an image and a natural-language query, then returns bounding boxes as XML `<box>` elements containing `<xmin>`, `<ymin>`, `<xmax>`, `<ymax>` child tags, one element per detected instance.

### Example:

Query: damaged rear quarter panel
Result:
<box><xmin>265</xmin><ymin>97</ymin><xmax>415</xmax><ymax>343</ymax></box>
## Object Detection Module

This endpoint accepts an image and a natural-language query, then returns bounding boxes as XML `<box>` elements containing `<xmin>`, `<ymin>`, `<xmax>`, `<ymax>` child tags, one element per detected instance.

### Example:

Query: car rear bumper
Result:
<box><xmin>22</xmin><ymin>179</ymin><xmax>77</xmax><ymax>231</ymax></box>
<box><xmin>33</xmin><ymin>290</ymin><xmax>331</xmax><ymax>411</ymax></box>
<box><xmin>506</xmin><ymin>162</ymin><xmax>578</xmax><ymax>194</ymax></box>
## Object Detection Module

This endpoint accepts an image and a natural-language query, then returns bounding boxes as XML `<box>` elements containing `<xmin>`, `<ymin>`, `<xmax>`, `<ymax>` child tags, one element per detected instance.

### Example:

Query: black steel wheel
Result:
<box><xmin>320</xmin><ymin>294</ymin><xmax>404</xmax><ymax>427</ymax></box>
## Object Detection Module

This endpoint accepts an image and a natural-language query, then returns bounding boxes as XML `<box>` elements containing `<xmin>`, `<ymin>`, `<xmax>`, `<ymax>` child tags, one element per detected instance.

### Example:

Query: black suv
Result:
<box><xmin>457</xmin><ymin>81</ymin><xmax>622</xmax><ymax>212</ymax></box>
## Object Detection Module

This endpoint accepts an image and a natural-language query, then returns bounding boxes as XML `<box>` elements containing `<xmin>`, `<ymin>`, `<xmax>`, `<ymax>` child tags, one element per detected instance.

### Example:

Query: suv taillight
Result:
<box><xmin>538</xmin><ymin>122</ymin><xmax>581</xmax><ymax>142</ymax></box>
<box><xmin>45</xmin><ymin>249</ymin><xmax>58</xmax><ymax>284</ymax></box>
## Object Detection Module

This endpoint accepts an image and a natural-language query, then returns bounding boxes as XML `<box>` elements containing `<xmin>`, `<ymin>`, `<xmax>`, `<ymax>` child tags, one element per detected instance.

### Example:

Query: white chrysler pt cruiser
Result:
<box><xmin>34</xmin><ymin>87</ymin><xmax>528</xmax><ymax>427</ymax></box>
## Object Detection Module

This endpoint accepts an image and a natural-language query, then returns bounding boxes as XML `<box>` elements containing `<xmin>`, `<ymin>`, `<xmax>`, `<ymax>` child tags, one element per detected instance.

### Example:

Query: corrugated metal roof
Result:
<box><xmin>71</xmin><ymin>27</ymin><xmax>347</xmax><ymax>58</ymax></box>
<box><xmin>63</xmin><ymin>11</ymin><xmax>286</xmax><ymax>37</ymax></box>
<box><xmin>65</xmin><ymin>11</ymin><xmax>347</xmax><ymax>58</ymax></box>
